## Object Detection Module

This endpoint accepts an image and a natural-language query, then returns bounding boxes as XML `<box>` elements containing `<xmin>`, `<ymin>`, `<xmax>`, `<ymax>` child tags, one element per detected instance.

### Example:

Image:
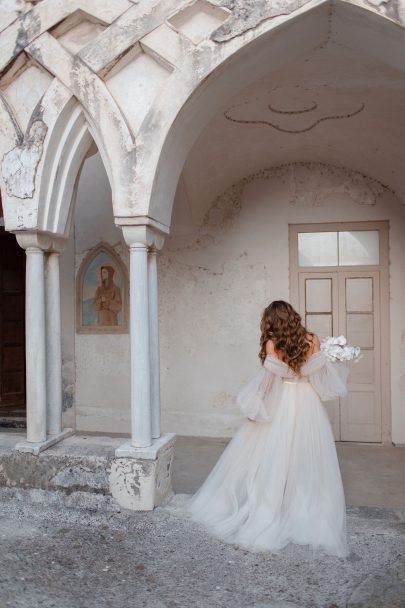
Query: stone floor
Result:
<box><xmin>1</xmin><ymin>432</ymin><xmax>405</xmax><ymax>607</ymax></box>
<box><xmin>2</xmin><ymin>431</ymin><xmax>405</xmax><ymax>507</ymax></box>
<box><xmin>172</xmin><ymin>435</ymin><xmax>405</xmax><ymax>508</ymax></box>
<box><xmin>0</xmin><ymin>491</ymin><xmax>404</xmax><ymax>608</ymax></box>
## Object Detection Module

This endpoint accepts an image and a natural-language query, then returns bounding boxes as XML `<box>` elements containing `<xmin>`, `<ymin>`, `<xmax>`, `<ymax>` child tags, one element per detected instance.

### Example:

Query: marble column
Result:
<box><xmin>24</xmin><ymin>246</ymin><xmax>47</xmax><ymax>443</ymax></box>
<box><xmin>130</xmin><ymin>242</ymin><xmax>152</xmax><ymax>448</ymax></box>
<box><xmin>45</xmin><ymin>251</ymin><xmax>62</xmax><ymax>436</ymax></box>
<box><xmin>113</xmin><ymin>223</ymin><xmax>175</xmax><ymax>510</ymax></box>
<box><xmin>148</xmin><ymin>246</ymin><xmax>161</xmax><ymax>439</ymax></box>
<box><xmin>14</xmin><ymin>232</ymin><xmax>73</xmax><ymax>455</ymax></box>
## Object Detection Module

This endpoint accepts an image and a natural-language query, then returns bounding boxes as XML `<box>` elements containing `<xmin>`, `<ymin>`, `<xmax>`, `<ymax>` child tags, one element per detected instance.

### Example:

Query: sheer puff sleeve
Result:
<box><xmin>302</xmin><ymin>351</ymin><xmax>349</xmax><ymax>401</ymax></box>
<box><xmin>236</xmin><ymin>365</ymin><xmax>278</xmax><ymax>422</ymax></box>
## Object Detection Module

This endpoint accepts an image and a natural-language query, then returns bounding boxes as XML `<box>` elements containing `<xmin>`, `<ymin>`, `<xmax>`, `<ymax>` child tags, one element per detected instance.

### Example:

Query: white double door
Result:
<box><xmin>299</xmin><ymin>270</ymin><xmax>382</xmax><ymax>442</ymax></box>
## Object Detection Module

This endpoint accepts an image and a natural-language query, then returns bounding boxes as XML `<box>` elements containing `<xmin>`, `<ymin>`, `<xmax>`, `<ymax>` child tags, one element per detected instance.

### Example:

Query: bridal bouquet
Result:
<box><xmin>320</xmin><ymin>335</ymin><xmax>362</xmax><ymax>363</ymax></box>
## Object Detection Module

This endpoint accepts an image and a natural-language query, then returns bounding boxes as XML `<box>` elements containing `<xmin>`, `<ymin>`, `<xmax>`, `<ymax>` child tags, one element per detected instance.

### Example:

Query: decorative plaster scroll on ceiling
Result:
<box><xmin>167</xmin><ymin>0</ymin><xmax>231</xmax><ymax>45</ymax></box>
<box><xmin>224</xmin><ymin>88</ymin><xmax>366</xmax><ymax>134</ymax></box>
<box><xmin>268</xmin><ymin>100</ymin><xmax>318</xmax><ymax>114</ymax></box>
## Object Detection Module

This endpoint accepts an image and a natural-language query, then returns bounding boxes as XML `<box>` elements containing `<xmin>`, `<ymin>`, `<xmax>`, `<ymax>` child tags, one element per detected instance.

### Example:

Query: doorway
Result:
<box><xmin>289</xmin><ymin>222</ymin><xmax>390</xmax><ymax>443</ymax></box>
<box><xmin>0</xmin><ymin>229</ymin><xmax>26</xmax><ymax>420</ymax></box>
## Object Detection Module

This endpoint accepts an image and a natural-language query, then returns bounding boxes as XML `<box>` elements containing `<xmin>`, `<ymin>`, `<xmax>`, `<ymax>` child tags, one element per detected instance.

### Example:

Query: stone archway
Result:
<box><xmin>146</xmin><ymin>1</ymin><xmax>405</xmax><ymax>228</ymax></box>
<box><xmin>1</xmin><ymin>0</ymin><xmax>405</xmax><ymax>509</ymax></box>
<box><xmin>147</xmin><ymin>3</ymin><xmax>405</xmax><ymax>446</ymax></box>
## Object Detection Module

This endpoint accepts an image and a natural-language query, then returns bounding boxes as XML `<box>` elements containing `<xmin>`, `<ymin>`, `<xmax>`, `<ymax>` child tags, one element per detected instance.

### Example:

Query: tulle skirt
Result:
<box><xmin>188</xmin><ymin>382</ymin><xmax>349</xmax><ymax>558</ymax></box>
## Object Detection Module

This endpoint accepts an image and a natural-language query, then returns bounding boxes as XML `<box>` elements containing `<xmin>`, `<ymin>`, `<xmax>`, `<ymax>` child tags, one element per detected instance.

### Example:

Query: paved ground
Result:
<box><xmin>1</xmin><ymin>433</ymin><xmax>405</xmax><ymax>607</ymax></box>
<box><xmin>172</xmin><ymin>436</ymin><xmax>405</xmax><ymax>508</ymax></box>
<box><xmin>2</xmin><ymin>431</ymin><xmax>405</xmax><ymax>508</ymax></box>
<box><xmin>1</xmin><ymin>491</ymin><xmax>405</xmax><ymax>608</ymax></box>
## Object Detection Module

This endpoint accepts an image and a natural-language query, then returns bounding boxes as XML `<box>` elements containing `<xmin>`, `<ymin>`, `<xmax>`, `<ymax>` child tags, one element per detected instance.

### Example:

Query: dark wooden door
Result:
<box><xmin>0</xmin><ymin>229</ymin><xmax>26</xmax><ymax>412</ymax></box>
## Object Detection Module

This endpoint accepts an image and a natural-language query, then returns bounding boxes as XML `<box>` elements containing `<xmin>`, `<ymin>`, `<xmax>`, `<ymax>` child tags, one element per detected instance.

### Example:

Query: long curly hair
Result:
<box><xmin>258</xmin><ymin>300</ymin><xmax>313</xmax><ymax>374</ymax></box>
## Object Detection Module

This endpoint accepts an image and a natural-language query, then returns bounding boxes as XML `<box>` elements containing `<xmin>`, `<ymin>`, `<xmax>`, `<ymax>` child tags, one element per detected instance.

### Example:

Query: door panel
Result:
<box><xmin>346</xmin><ymin>277</ymin><xmax>373</xmax><ymax>312</ymax></box>
<box><xmin>349</xmin><ymin>350</ymin><xmax>374</xmax><ymax>384</ymax></box>
<box><xmin>0</xmin><ymin>230</ymin><xmax>26</xmax><ymax>410</ymax></box>
<box><xmin>290</xmin><ymin>221</ymin><xmax>389</xmax><ymax>444</ymax></box>
<box><xmin>347</xmin><ymin>313</ymin><xmax>374</xmax><ymax>348</ymax></box>
<box><xmin>305</xmin><ymin>278</ymin><xmax>332</xmax><ymax>312</ymax></box>
<box><xmin>339</xmin><ymin>271</ymin><xmax>381</xmax><ymax>442</ymax></box>
<box><xmin>298</xmin><ymin>270</ymin><xmax>382</xmax><ymax>442</ymax></box>
<box><xmin>299</xmin><ymin>272</ymin><xmax>340</xmax><ymax>440</ymax></box>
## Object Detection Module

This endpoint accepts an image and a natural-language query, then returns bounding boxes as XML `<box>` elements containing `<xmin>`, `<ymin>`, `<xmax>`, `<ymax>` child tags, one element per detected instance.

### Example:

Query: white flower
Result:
<box><xmin>320</xmin><ymin>335</ymin><xmax>362</xmax><ymax>363</ymax></box>
<box><xmin>335</xmin><ymin>335</ymin><xmax>347</xmax><ymax>346</ymax></box>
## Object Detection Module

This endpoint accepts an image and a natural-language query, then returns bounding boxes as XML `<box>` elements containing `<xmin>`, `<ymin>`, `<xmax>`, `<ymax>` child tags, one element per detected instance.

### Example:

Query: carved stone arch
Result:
<box><xmin>134</xmin><ymin>0</ymin><xmax>405</xmax><ymax>229</ymax></box>
<box><xmin>76</xmin><ymin>241</ymin><xmax>129</xmax><ymax>334</ymax></box>
<box><xmin>0</xmin><ymin>79</ymin><xmax>109</xmax><ymax>237</ymax></box>
<box><xmin>0</xmin><ymin>67</ymin><xmax>120</xmax><ymax>236</ymax></box>
<box><xmin>25</xmin><ymin>33</ymin><xmax>137</xmax><ymax>216</ymax></box>
<box><xmin>1</xmin><ymin>29</ymin><xmax>138</xmax><ymax>231</ymax></box>
<box><xmin>37</xmin><ymin>97</ymin><xmax>114</xmax><ymax>237</ymax></box>
<box><xmin>38</xmin><ymin>100</ymin><xmax>92</xmax><ymax>235</ymax></box>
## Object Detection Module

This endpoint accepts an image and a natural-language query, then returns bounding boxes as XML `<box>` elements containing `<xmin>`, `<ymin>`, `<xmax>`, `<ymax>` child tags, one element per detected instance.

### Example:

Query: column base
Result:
<box><xmin>110</xmin><ymin>433</ymin><xmax>176</xmax><ymax>511</ymax></box>
<box><xmin>14</xmin><ymin>428</ymin><xmax>74</xmax><ymax>456</ymax></box>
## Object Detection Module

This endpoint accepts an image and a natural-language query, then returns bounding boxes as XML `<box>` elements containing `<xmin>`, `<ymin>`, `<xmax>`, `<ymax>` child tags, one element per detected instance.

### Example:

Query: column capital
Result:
<box><xmin>49</xmin><ymin>235</ymin><xmax>68</xmax><ymax>253</ymax></box>
<box><xmin>119</xmin><ymin>225</ymin><xmax>165</xmax><ymax>251</ymax></box>
<box><xmin>13</xmin><ymin>231</ymin><xmax>67</xmax><ymax>253</ymax></box>
<box><xmin>15</xmin><ymin>231</ymin><xmax>52</xmax><ymax>252</ymax></box>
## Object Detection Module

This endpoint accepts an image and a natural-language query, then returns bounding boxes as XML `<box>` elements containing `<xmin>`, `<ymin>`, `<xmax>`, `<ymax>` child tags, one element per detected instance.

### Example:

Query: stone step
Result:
<box><xmin>0</xmin><ymin>432</ymin><xmax>176</xmax><ymax>511</ymax></box>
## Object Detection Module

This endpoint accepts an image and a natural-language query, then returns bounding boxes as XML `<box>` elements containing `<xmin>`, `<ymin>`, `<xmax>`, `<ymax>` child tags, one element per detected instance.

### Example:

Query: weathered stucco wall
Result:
<box><xmin>66</xmin><ymin>152</ymin><xmax>131</xmax><ymax>434</ymax></box>
<box><xmin>54</xmin><ymin>151</ymin><xmax>405</xmax><ymax>444</ymax></box>
<box><xmin>159</xmin><ymin>162</ymin><xmax>405</xmax><ymax>442</ymax></box>
<box><xmin>59</xmin><ymin>230</ymin><xmax>75</xmax><ymax>429</ymax></box>
<box><xmin>58</xmin><ymin>155</ymin><xmax>405</xmax><ymax>443</ymax></box>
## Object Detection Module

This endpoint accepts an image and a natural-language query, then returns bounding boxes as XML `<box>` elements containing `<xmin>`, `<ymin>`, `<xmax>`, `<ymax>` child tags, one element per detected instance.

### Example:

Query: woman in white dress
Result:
<box><xmin>188</xmin><ymin>300</ymin><xmax>350</xmax><ymax>558</ymax></box>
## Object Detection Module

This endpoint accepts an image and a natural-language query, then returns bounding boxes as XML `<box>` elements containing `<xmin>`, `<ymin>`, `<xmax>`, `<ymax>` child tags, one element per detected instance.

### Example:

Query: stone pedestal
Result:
<box><xmin>111</xmin><ymin>433</ymin><xmax>176</xmax><ymax>510</ymax></box>
<box><xmin>15</xmin><ymin>428</ymin><xmax>74</xmax><ymax>456</ymax></box>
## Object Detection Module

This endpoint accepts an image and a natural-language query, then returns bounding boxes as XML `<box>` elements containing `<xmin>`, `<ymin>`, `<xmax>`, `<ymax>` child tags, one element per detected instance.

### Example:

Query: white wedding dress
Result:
<box><xmin>188</xmin><ymin>351</ymin><xmax>350</xmax><ymax>558</ymax></box>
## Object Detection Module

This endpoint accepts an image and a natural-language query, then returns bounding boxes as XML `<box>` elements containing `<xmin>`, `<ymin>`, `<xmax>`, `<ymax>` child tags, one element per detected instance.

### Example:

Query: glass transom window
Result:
<box><xmin>298</xmin><ymin>230</ymin><xmax>379</xmax><ymax>267</ymax></box>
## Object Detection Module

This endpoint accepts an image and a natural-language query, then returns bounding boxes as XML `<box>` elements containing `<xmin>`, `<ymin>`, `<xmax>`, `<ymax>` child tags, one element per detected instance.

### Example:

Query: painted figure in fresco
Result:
<box><xmin>92</xmin><ymin>264</ymin><xmax>122</xmax><ymax>326</ymax></box>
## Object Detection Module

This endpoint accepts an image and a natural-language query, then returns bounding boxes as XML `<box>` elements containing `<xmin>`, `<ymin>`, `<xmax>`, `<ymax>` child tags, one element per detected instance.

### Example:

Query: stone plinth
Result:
<box><xmin>112</xmin><ymin>434</ymin><xmax>176</xmax><ymax>511</ymax></box>
<box><xmin>0</xmin><ymin>432</ymin><xmax>176</xmax><ymax>512</ymax></box>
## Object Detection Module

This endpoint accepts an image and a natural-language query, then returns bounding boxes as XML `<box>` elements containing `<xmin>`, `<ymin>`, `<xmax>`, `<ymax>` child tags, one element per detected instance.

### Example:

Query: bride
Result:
<box><xmin>188</xmin><ymin>300</ymin><xmax>350</xmax><ymax>558</ymax></box>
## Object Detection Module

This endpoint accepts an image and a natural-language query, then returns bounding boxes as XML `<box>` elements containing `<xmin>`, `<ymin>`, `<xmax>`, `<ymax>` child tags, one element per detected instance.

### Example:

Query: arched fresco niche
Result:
<box><xmin>76</xmin><ymin>242</ymin><xmax>129</xmax><ymax>334</ymax></box>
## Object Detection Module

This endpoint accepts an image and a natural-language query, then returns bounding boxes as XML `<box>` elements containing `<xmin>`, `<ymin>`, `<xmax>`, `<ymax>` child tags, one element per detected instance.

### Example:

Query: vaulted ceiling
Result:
<box><xmin>173</xmin><ymin>8</ymin><xmax>405</xmax><ymax>230</ymax></box>
<box><xmin>175</xmin><ymin>42</ymin><xmax>405</xmax><ymax>229</ymax></box>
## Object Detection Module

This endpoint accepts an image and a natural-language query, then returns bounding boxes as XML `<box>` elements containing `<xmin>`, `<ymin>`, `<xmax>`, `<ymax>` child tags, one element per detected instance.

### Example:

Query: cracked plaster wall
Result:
<box><xmin>60</xmin><ymin>231</ymin><xmax>75</xmax><ymax>429</ymax></box>
<box><xmin>59</xmin><ymin>151</ymin><xmax>130</xmax><ymax>434</ymax></box>
<box><xmin>159</xmin><ymin>162</ymin><xmax>405</xmax><ymax>442</ymax></box>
